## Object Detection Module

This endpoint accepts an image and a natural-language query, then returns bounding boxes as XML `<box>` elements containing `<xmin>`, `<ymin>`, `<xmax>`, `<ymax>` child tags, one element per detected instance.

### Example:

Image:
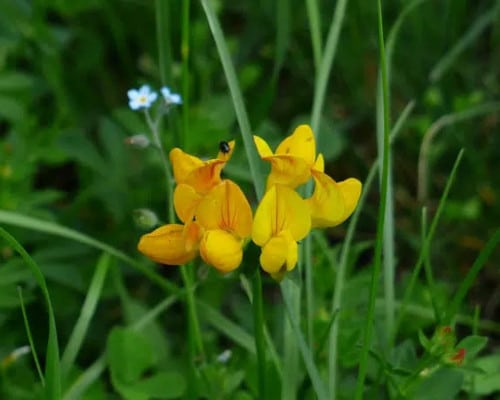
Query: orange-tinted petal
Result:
<box><xmin>174</xmin><ymin>184</ymin><xmax>203</xmax><ymax>223</ymax></box>
<box><xmin>169</xmin><ymin>148</ymin><xmax>204</xmax><ymax>185</ymax></box>
<box><xmin>196</xmin><ymin>180</ymin><xmax>253</xmax><ymax>239</ymax></box>
<box><xmin>252</xmin><ymin>185</ymin><xmax>311</xmax><ymax>246</ymax></box>
<box><xmin>200</xmin><ymin>229</ymin><xmax>243</xmax><ymax>272</ymax></box>
<box><xmin>137</xmin><ymin>224</ymin><xmax>197</xmax><ymax>265</ymax></box>
<box><xmin>275</xmin><ymin>124</ymin><xmax>316</xmax><ymax>166</ymax></box>
<box><xmin>184</xmin><ymin>159</ymin><xmax>225</xmax><ymax>194</ymax></box>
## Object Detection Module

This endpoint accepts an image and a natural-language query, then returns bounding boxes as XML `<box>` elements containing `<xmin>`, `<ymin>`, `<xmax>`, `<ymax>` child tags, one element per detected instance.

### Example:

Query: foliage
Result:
<box><xmin>1</xmin><ymin>0</ymin><xmax>499</xmax><ymax>399</ymax></box>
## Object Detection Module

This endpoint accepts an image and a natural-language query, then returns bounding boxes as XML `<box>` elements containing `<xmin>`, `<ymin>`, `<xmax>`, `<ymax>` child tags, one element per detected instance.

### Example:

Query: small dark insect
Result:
<box><xmin>219</xmin><ymin>140</ymin><xmax>231</xmax><ymax>154</ymax></box>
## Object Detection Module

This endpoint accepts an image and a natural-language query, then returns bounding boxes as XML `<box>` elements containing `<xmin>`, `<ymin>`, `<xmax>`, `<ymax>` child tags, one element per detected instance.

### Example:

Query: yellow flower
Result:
<box><xmin>138</xmin><ymin>179</ymin><xmax>252</xmax><ymax>272</ymax></box>
<box><xmin>254</xmin><ymin>124</ymin><xmax>362</xmax><ymax>229</ymax></box>
<box><xmin>137</xmin><ymin>223</ymin><xmax>201</xmax><ymax>266</ymax></box>
<box><xmin>169</xmin><ymin>140</ymin><xmax>235</xmax><ymax>195</ymax></box>
<box><xmin>196</xmin><ymin>180</ymin><xmax>253</xmax><ymax>272</ymax></box>
<box><xmin>308</xmin><ymin>154</ymin><xmax>362</xmax><ymax>228</ymax></box>
<box><xmin>252</xmin><ymin>185</ymin><xmax>311</xmax><ymax>280</ymax></box>
<box><xmin>254</xmin><ymin>125</ymin><xmax>315</xmax><ymax>189</ymax></box>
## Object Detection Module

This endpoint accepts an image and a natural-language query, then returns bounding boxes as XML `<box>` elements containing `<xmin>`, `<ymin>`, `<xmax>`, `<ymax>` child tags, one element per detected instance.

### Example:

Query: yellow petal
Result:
<box><xmin>174</xmin><ymin>184</ymin><xmax>203</xmax><ymax>223</ymax></box>
<box><xmin>200</xmin><ymin>229</ymin><xmax>243</xmax><ymax>273</ymax></box>
<box><xmin>266</xmin><ymin>155</ymin><xmax>312</xmax><ymax>189</ymax></box>
<box><xmin>260</xmin><ymin>235</ymin><xmax>288</xmax><ymax>273</ymax></box>
<box><xmin>307</xmin><ymin>171</ymin><xmax>345</xmax><ymax>228</ymax></box>
<box><xmin>253</xmin><ymin>135</ymin><xmax>274</xmax><ymax>158</ymax></box>
<box><xmin>252</xmin><ymin>185</ymin><xmax>311</xmax><ymax>246</ymax></box>
<box><xmin>196</xmin><ymin>180</ymin><xmax>253</xmax><ymax>238</ymax></box>
<box><xmin>137</xmin><ymin>224</ymin><xmax>197</xmax><ymax>265</ymax></box>
<box><xmin>338</xmin><ymin>178</ymin><xmax>362</xmax><ymax>221</ymax></box>
<box><xmin>313</xmin><ymin>153</ymin><xmax>325</xmax><ymax>172</ymax></box>
<box><xmin>275</xmin><ymin>125</ymin><xmax>316</xmax><ymax>166</ymax></box>
<box><xmin>259</xmin><ymin>230</ymin><xmax>298</xmax><ymax>275</ymax></box>
<box><xmin>169</xmin><ymin>148</ymin><xmax>204</xmax><ymax>185</ymax></box>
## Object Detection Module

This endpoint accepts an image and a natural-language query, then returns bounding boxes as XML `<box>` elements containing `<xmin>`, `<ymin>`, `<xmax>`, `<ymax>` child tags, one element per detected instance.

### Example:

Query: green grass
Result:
<box><xmin>1</xmin><ymin>1</ymin><xmax>499</xmax><ymax>399</ymax></box>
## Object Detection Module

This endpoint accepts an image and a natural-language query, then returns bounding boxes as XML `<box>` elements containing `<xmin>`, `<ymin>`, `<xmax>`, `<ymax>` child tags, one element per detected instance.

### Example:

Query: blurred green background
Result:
<box><xmin>1</xmin><ymin>0</ymin><xmax>499</xmax><ymax>398</ymax></box>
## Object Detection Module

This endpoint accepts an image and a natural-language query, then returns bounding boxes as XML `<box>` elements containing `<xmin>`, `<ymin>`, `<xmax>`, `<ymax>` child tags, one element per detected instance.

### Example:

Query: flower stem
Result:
<box><xmin>181</xmin><ymin>265</ymin><xmax>205</xmax><ymax>360</ymax></box>
<box><xmin>252</xmin><ymin>268</ymin><xmax>267</xmax><ymax>399</ymax></box>
<box><xmin>144</xmin><ymin>109</ymin><xmax>175</xmax><ymax>223</ymax></box>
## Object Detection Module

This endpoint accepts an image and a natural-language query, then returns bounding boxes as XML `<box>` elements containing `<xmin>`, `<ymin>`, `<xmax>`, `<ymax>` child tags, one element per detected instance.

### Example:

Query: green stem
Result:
<box><xmin>181</xmin><ymin>0</ymin><xmax>190</xmax><ymax>149</ymax></box>
<box><xmin>304</xmin><ymin>232</ymin><xmax>314</xmax><ymax>348</ymax></box>
<box><xmin>252</xmin><ymin>269</ymin><xmax>267</xmax><ymax>400</ymax></box>
<box><xmin>310</xmin><ymin>0</ymin><xmax>349</xmax><ymax>133</ymax></box>
<box><xmin>155</xmin><ymin>0</ymin><xmax>172</xmax><ymax>85</ymax></box>
<box><xmin>354</xmin><ymin>0</ymin><xmax>390</xmax><ymax>396</ymax></box>
<box><xmin>144</xmin><ymin>109</ymin><xmax>175</xmax><ymax>223</ymax></box>
<box><xmin>181</xmin><ymin>266</ymin><xmax>205</xmax><ymax>360</ymax></box>
<box><xmin>305</xmin><ymin>0</ymin><xmax>322</xmax><ymax>73</ymax></box>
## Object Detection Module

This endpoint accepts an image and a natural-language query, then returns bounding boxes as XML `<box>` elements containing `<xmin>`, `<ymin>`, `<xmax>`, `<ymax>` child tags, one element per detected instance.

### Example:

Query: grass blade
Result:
<box><xmin>17</xmin><ymin>287</ymin><xmax>45</xmax><ymax>386</ymax></box>
<box><xmin>430</xmin><ymin>3</ymin><xmax>500</xmax><ymax>82</ymax></box>
<box><xmin>306</xmin><ymin>0</ymin><xmax>322</xmax><ymax>72</ymax></box>
<box><xmin>0</xmin><ymin>227</ymin><xmax>61</xmax><ymax>399</ymax></box>
<box><xmin>0</xmin><ymin>210</ymin><xmax>180</xmax><ymax>295</ymax></box>
<box><xmin>444</xmin><ymin>229</ymin><xmax>500</xmax><ymax>324</ymax></box>
<box><xmin>61</xmin><ymin>253</ymin><xmax>111</xmax><ymax>377</ymax></box>
<box><xmin>394</xmin><ymin>149</ymin><xmax>465</xmax><ymax>339</ymax></box>
<box><xmin>310</xmin><ymin>0</ymin><xmax>349</xmax><ymax>133</ymax></box>
<box><xmin>200</xmin><ymin>0</ymin><xmax>265</xmax><ymax>200</ymax></box>
<box><xmin>354</xmin><ymin>0</ymin><xmax>391</xmax><ymax>396</ymax></box>
<box><xmin>328</xmin><ymin>100</ymin><xmax>414</xmax><ymax>397</ymax></box>
<box><xmin>281</xmin><ymin>280</ymin><xmax>328</xmax><ymax>400</ymax></box>
<box><xmin>273</xmin><ymin>0</ymin><xmax>291</xmax><ymax>78</ymax></box>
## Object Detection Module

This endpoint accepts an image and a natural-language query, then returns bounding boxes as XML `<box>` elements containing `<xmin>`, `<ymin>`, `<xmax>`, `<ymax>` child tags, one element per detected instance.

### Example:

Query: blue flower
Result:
<box><xmin>161</xmin><ymin>86</ymin><xmax>182</xmax><ymax>105</ymax></box>
<box><xmin>127</xmin><ymin>85</ymin><xmax>158</xmax><ymax>110</ymax></box>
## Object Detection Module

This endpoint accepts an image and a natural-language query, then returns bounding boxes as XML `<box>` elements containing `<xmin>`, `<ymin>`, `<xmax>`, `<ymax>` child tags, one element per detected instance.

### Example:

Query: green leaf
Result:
<box><xmin>129</xmin><ymin>372</ymin><xmax>186</xmax><ymax>399</ymax></box>
<box><xmin>411</xmin><ymin>367</ymin><xmax>464</xmax><ymax>400</ymax></box>
<box><xmin>107</xmin><ymin>327</ymin><xmax>153</xmax><ymax>385</ymax></box>
<box><xmin>457</xmin><ymin>335</ymin><xmax>488</xmax><ymax>361</ymax></box>
<box><xmin>463</xmin><ymin>354</ymin><xmax>500</xmax><ymax>395</ymax></box>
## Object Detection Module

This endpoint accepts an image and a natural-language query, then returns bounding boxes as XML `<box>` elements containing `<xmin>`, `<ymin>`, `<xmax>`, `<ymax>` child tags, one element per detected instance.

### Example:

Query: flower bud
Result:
<box><xmin>125</xmin><ymin>134</ymin><xmax>150</xmax><ymax>149</ymax></box>
<box><xmin>133</xmin><ymin>208</ymin><xmax>159</xmax><ymax>229</ymax></box>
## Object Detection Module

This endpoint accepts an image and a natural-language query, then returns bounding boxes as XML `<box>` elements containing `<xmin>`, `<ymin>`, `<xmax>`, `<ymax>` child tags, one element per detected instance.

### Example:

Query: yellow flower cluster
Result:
<box><xmin>138</xmin><ymin>125</ymin><xmax>361</xmax><ymax>279</ymax></box>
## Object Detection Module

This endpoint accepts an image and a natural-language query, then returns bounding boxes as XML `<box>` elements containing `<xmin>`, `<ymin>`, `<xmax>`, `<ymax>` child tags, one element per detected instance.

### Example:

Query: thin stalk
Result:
<box><xmin>304</xmin><ymin>233</ymin><xmax>314</xmax><ymax>347</ymax></box>
<box><xmin>200</xmin><ymin>0</ymin><xmax>265</xmax><ymax>200</ymax></box>
<box><xmin>155</xmin><ymin>0</ymin><xmax>172</xmax><ymax>85</ymax></box>
<box><xmin>328</xmin><ymin>100</ymin><xmax>414</xmax><ymax>398</ymax></box>
<box><xmin>17</xmin><ymin>288</ymin><xmax>44</xmax><ymax>386</ymax></box>
<box><xmin>421</xmin><ymin>208</ymin><xmax>442</xmax><ymax>323</ymax></box>
<box><xmin>181</xmin><ymin>0</ymin><xmax>190</xmax><ymax>149</ymax></box>
<box><xmin>144</xmin><ymin>109</ymin><xmax>175</xmax><ymax>224</ymax></box>
<box><xmin>354</xmin><ymin>0</ymin><xmax>390</xmax><ymax>396</ymax></box>
<box><xmin>394</xmin><ymin>150</ymin><xmax>464</xmax><ymax>340</ymax></box>
<box><xmin>310</xmin><ymin>0</ymin><xmax>349</xmax><ymax>133</ymax></box>
<box><xmin>252</xmin><ymin>269</ymin><xmax>267</xmax><ymax>400</ymax></box>
<box><xmin>61</xmin><ymin>254</ymin><xmax>111</xmax><ymax>378</ymax></box>
<box><xmin>181</xmin><ymin>266</ymin><xmax>205</xmax><ymax>359</ymax></box>
<box><xmin>306</xmin><ymin>0</ymin><xmax>322</xmax><ymax>72</ymax></box>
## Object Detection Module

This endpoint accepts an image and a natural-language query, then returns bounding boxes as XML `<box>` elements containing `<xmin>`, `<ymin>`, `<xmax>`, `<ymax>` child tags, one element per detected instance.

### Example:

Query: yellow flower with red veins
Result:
<box><xmin>252</xmin><ymin>185</ymin><xmax>311</xmax><ymax>280</ymax></box>
<box><xmin>138</xmin><ymin>142</ymin><xmax>253</xmax><ymax>273</ymax></box>
<box><xmin>169</xmin><ymin>140</ymin><xmax>235</xmax><ymax>195</ymax></box>
<box><xmin>253</xmin><ymin>124</ymin><xmax>362</xmax><ymax>229</ymax></box>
